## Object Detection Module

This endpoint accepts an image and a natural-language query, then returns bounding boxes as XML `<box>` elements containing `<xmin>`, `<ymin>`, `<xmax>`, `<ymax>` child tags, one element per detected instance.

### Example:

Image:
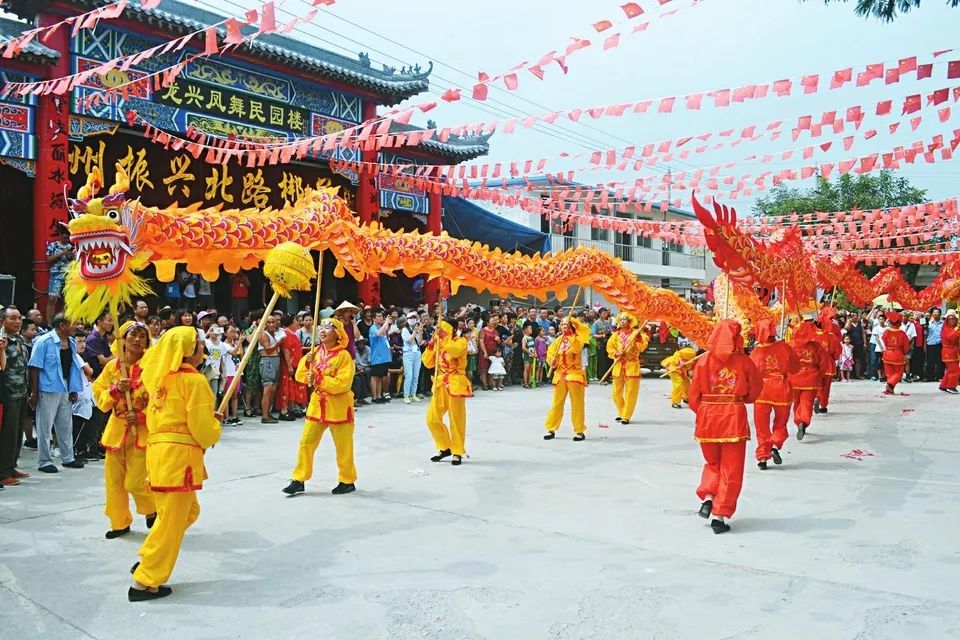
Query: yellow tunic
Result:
<box><xmin>295</xmin><ymin>347</ymin><xmax>355</xmax><ymax>425</ymax></box>
<box><xmin>606</xmin><ymin>328</ymin><xmax>650</xmax><ymax>378</ymax></box>
<box><xmin>662</xmin><ymin>348</ymin><xmax>697</xmax><ymax>405</ymax></box>
<box><xmin>145</xmin><ymin>365</ymin><xmax>221</xmax><ymax>492</ymax></box>
<box><xmin>422</xmin><ymin>333</ymin><xmax>472</xmax><ymax>397</ymax></box>
<box><xmin>93</xmin><ymin>358</ymin><xmax>149</xmax><ymax>451</ymax></box>
<box><xmin>546</xmin><ymin>318</ymin><xmax>591</xmax><ymax>385</ymax></box>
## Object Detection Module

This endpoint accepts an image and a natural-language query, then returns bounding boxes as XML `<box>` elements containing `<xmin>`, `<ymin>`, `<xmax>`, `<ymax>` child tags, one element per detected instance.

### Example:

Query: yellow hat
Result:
<box><xmin>317</xmin><ymin>316</ymin><xmax>349</xmax><ymax>351</ymax></box>
<box><xmin>110</xmin><ymin>320</ymin><xmax>149</xmax><ymax>359</ymax></box>
<box><xmin>140</xmin><ymin>326</ymin><xmax>201</xmax><ymax>395</ymax></box>
<box><xmin>614</xmin><ymin>312</ymin><xmax>637</xmax><ymax>329</ymax></box>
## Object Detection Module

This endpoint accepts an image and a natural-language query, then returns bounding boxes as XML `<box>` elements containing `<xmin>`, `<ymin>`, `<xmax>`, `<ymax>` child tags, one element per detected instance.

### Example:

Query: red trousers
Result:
<box><xmin>940</xmin><ymin>361</ymin><xmax>960</xmax><ymax>391</ymax></box>
<box><xmin>884</xmin><ymin>362</ymin><xmax>904</xmax><ymax>391</ymax></box>
<box><xmin>792</xmin><ymin>389</ymin><xmax>817</xmax><ymax>427</ymax></box>
<box><xmin>816</xmin><ymin>375</ymin><xmax>833</xmax><ymax>409</ymax></box>
<box><xmin>696</xmin><ymin>440</ymin><xmax>747</xmax><ymax>519</ymax></box>
<box><xmin>754</xmin><ymin>403</ymin><xmax>790</xmax><ymax>461</ymax></box>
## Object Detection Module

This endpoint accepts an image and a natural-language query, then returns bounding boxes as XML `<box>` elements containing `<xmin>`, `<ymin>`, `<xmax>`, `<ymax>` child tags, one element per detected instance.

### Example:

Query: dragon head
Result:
<box><xmin>65</xmin><ymin>164</ymin><xmax>151</xmax><ymax>323</ymax></box>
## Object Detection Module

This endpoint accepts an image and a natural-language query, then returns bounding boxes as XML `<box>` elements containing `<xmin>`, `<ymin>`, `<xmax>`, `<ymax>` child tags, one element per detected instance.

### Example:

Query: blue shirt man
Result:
<box><xmin>28</xmin><ymin>315</ymin><xmax>84</xmax><ymax>471</ymax></box>
<box><xmin>368</xmin><ymin>312</ymin><xmax>392</xmax><ymax>366</ymax></box>
<box><xmin>926</xmin><ymin>315</ymin><xmax>943</xmax><ymax>346</ymax></box>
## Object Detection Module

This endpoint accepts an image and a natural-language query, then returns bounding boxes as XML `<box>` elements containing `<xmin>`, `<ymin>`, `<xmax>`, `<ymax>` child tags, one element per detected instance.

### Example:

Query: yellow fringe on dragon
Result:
<box><xmin>65</xmin><ymin>165</ymin><xmax>717</xmax><ymax>345</ymax></box>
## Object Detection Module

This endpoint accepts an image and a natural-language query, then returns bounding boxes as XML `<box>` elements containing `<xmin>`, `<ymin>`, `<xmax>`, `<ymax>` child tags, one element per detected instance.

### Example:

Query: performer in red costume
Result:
<box><xmin>813</xmin><ymin>307</ymin><xmax>842</xmax><ymax>414</ymax></box>
<box><xmin>788</xmin><ymin>317</ymin><xmax>831</xmax><ymax>442</ymax></box>
<box><xmin>749</xmin><ymin>319</ymin><xmax>799</xmax><ymax>470</ymax></box>
<box><xmin>940</xmin><ymin>310</ymin><xmax>959</xmax><ymax>394</ymax></box>
<box><xmin>880</xmin><ymin>310</ymin><xmax>911</xmax><ymax>395</ymax></box>
<box><xmin>689</xmin><ymin>320</ymin><xmax>763</xmax><ymax>534</ymax></box>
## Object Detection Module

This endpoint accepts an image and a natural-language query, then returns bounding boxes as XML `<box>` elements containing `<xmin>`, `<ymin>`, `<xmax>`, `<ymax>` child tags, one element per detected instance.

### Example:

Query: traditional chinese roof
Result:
<box><xmin>0</xmin><ymin>17</ymin><xmax>61</xmax><ymax>65</ymax></box>
<box><xmin>7</xmin><ymin>0</ymin><xmax>431</xmax><ymax>105</ymax></box>
<box><xmin>389</xmin><ymin>121</ymin><xmax>491</xmax><ymax>163</ymax></box>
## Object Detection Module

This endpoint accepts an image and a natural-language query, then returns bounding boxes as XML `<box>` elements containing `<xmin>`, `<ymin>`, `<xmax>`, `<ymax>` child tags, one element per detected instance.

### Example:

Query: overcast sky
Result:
<box><xmin>9</xmin><ymin>0</ymin><xmax>958</xmax><ymax>214</ymax></box>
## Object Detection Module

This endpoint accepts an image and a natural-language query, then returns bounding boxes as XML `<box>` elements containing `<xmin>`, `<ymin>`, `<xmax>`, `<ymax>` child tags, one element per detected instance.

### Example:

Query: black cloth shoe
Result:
<box><xmin>63</xmin><ymin>460</ymin><xmax>85</xmax><ymax>469</ymax></box>
<box><xmin>614</xmin><ymin>417</ymin><xmax>623</xmax><ymax>423</ymax></box>
<box><xmin>620</xmin><ymin>420</ymin><xmax>630</xmax><ymax>425</ymax></box>
<box><xmin>758</xmin><ymin>461</ymin><xmax>768</xmax><ymax>470</ymax></box>
<box><xmin>105</xmin><ymin>527</ymin><xmax>131</xmax><ymax>539</ymax></box>
<box><xmin>430</xmin><ymin>449</ymin><xmax>451</xmax><ymax>462</ymax></box>
<box><xmin>146</xmin><ymin>513</ymin><xmax>157</xmax><ymax>529</ymax></box>
<box><xmin>797</xmin><ymin>423</ymin><xmax>807</xmax><ymax>441</ymax></box>
<box><xmin>282</xmin><ymin>480</ymin><xmax>305</xmax><ymax>495</ymax></box>
<box><xmin>543</xmin><ymin>432</ymin><xmax>556</xmax><ymax>440</ymax></box>
<box><xmin>698</xmin><ymin>500</ymin><xmax>713</xmax><ymax>519</ymax></box>
<box><xmin>820</xmin><ymin>407</ymin><xmax>828</xmax><ymax>414</ymax></box>
<box><xmin>331</xmin><ymin>482</ymin><xmax>356</xmax><ymax>495</ymax></box>
<box><xmin>23</xmin><ymin>438</ymin><xmax>38</xmax><ymax>450</ymax></box>
<box><xmin>38</xmin><ymin>465</ymin><xmax>58</xmax><ymax>474</ymax></box>
<box><xmin>711</xmin><ymin>519</ymin><xmax>731</xmax><ymax>534</ymax></box>
<box><xmin>277</xmin><ymin>413</ymin><xmax>296</xmax><ymax>422</ymax></box>
<box><xmin>573</xmin><ymin>433</ymin><xmax>586</xmax><ymax>442</ymax></box>
<box><xmin>128</xmin><ymin>585</ymin><xmax>173</xmax><ymax>602</ymax></box>
<box><xmin>771</xmin><ymin>448</ymin><xmax>782</xmax><ymax>465</ymax></box>
<box><xmin>671</xmin><ymin>403</ymin><xmax>683</xmax><ymax>409</ymax></box>
<box><xmin>451</xmin><ymin>456</ymin><xmax>462</xmax><ymax>466</ymax></box>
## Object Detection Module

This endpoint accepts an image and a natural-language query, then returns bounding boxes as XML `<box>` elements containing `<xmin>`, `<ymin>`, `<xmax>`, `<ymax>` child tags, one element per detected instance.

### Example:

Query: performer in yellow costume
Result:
<box><xmin>129</xmin><ymin>326</ymin><xmax>221</xmax><ymax>602</ymax></box>
<box><xmin>93</xmin><ymin>321</ymin><xmax>156</xmax><ymax>539</ymax></box>
<box><xmin>282</xmin><ymin>318</ymin><xmax>357</xmax><ymax>495</ymax></box>
<box><xmin>662</xmin><ymin>347</ymin><xmax>697</xmax><ymax>409</ymax></box>
<box><xmin>606</xmin><ymin>313</ymin><xmax>650</xmax><ymax>425</ymax></box>
<box><xmin>544</xmin><ymin>316</ymin><xmax>591</xmax><ymax>441</ymax></box>
<box><xmin>423</xmin><ymin>318</ymin><xmax>473</xmax><ymax>466</ymax></box>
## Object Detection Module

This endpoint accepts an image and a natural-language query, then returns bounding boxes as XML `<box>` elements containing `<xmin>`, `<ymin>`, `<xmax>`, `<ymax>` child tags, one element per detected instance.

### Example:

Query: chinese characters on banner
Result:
<box><xmin>67</xmin><ymin>133</ymin><xmax>354</xmax><ymax>211</ymax></box>
<box><xmin>40</xmin><ymin>95</ymin><xmax>70</xmax><ymax>234</ymax></box>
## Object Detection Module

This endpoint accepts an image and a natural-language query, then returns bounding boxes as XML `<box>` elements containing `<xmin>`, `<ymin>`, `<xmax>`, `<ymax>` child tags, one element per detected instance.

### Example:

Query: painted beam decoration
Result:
<box><xmin>69</xmin><ymin>25</ymin><xmax>361</xmax><ymax>165</ymax></box>
<box><xmin>0</xmin><ymin>71</ymin><xmax>39</xmax><ymax>161</ymax></box>
<box><xmin>379</xmin><ymin>151</ymin><xmax>429</xmax><ymax>214</ymax></box>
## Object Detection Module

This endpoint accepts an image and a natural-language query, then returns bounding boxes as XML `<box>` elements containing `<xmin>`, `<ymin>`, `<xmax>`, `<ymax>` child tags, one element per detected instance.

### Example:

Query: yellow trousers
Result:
<box><xmin>133</xmin><ymin>491</ymin><xmax>199</xmax><ymax>588</ymax></box>
<box><xmin>545</xmin><ymin>380</ymin><xmax>586</xmax><ymax>434</ymax></box>
<box><xmin>612</xmin><ymin>376</ymin><xmax>640</xmax><ymax>422</ymax></box>
<box><xmin>104</xmin><ymin>440</ymin><xmax>156</xmax><ymax>531</ymax></box>
<box><xmin>668</xmin><ymin>373</ymin><xmax>689</xmax><ymax>404</ymax></box>
<box><xmin>292</xmin><ymin>422</ymin><xmax>357</xmax><ymax>484</ymax></box>
<box><xmin>426</xmin><ymin>387</ymin><xmax>467</xmax><ymax>455</ymax></box>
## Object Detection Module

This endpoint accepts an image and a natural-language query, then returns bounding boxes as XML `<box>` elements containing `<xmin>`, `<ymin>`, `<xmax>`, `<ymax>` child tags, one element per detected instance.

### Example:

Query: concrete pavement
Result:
<box><xmin>1</xmin><ymin>378</ymin><xmax>958</xmax><ymax>640</ymax></box>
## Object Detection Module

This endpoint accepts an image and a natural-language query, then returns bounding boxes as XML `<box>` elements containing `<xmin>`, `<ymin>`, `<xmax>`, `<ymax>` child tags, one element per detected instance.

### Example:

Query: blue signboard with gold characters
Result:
<box><xmin>70</xmin><ymin>25</ymin><xmax>361</xmax><ymax>164</ymax></box>
<box><xmin>379</xmin><ymin>151</ymin><xmax>428</xmax><ymax>214</ymax></box>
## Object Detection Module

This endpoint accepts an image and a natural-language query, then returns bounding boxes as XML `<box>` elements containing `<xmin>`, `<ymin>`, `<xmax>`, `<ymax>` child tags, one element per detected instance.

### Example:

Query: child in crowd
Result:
<box><xmin>535</xmin><ymin>327</ymin><xmax>548</xmax><ymax>386</ymax></box>
<box><xmin>71</xmin><ymin>333</ymin><xmax>95</xmax><ymax>460</ymax></box>
<box><xmin>203</xmin><ymin>326</ymin><xmax>227</xmax><ymax>403</ymax></box>
<box><xmin>465</xmin><ymin>319</ymin><xmax>479</xmax><ymax>385</ymax></box>
<box><xmin>839</xmin><ymin>333</ymin><xmax>854</xmax><ymax>382</ymax></box>
<box><xmin>488</xmin><ymin>348</ymin><xmax>507</xmax><ymax>391</ymax></box>
<box><xmin>222</xmin><ymin>326</ymin><xmax>244</xmax><ymax>425</ymax></box>
<box><xmin>522</xmin><ymin>324</ymin><xmax>536</xmax><ymax>388</ymax></box>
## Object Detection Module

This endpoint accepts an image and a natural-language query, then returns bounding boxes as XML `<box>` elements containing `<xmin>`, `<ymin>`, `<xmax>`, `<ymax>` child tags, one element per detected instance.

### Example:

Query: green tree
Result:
<box><xmin>753</xmin><ymin>171</ymin><xmax>931</xmax><ymax>286</ymax></box>
<box><xmin>803</xmin><ymin>0</ymin><xmax>960</xmax><ymax>22</ymax></box>
<box><xmin>754</xmin><ymin>171</ymin><xmax>927</xmax><ymax>217</ymax></box>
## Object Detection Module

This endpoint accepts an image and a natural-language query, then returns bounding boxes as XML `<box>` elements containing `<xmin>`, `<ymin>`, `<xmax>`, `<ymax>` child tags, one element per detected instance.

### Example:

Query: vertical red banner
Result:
<box><xmin>32</xmin><ymin>13</ymin><xmax>71</xmax><ymax>312</ymax></box>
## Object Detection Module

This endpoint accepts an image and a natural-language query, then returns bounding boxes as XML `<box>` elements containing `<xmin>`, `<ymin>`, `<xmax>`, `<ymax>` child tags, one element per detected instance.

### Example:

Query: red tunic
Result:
<box><xmin>689</xmin><ymin>352</ymin><xmax>763</xmax><ymax>443</ymax></box>
<box><xmin>941</xmin><ymin>324</ymin><xmax>959</xmax><ymax>363</ymax></box>
<box><xmin>813</xmin><ymin>329</ymin><xmax>842</xmax><ymax>376</ymax></box>
<box><xmin>880</xmin><ymin>327</ymin><xmax>911</xmax><ymax>366</ymax></box>
<box><xmin>789</xmin><ymin>341</ymin><xmax>830</xmax><ymax>390</ymax></box>
<box><xmin>749</xmin><ymin>341</ymin><xmax>800</xmax><ymax>406</ymax></box>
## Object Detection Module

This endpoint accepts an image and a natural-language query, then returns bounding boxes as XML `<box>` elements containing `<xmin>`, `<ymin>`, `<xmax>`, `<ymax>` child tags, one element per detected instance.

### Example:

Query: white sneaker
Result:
<box><xmin>404</xmin><ymin>397</ymin><xmax>411</xmax><ymax>404</ymax></box>
<box><xmin>52</xmin><ymin>447</ymin><xmax>61</xmax><ymax>459</ymax></box>
<box><xmin>412</xmin><ymin>396</ymin><xmax>422</xmax><ymax>402</ymax></box>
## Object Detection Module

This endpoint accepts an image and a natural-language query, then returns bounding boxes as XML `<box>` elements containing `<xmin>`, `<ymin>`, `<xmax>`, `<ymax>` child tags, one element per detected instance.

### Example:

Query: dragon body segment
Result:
<box><xmin>66</xmin><ymin>166</ymin><xmax>717</xmax><ymax>345</ymax></box>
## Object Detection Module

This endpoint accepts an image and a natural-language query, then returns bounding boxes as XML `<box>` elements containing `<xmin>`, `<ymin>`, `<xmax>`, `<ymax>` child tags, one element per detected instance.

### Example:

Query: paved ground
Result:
<box><xmin>1</xmin><ymin>377</ymin><xmax>958</xmax><ymax>640</ymax></box>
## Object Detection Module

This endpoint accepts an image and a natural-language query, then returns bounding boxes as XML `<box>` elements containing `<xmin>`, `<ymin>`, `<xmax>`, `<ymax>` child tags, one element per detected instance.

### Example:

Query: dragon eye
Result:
<box><xmin>106</xmin><ymin>209</ymin><xmax>120</xmax><ymax>221</ymax></box>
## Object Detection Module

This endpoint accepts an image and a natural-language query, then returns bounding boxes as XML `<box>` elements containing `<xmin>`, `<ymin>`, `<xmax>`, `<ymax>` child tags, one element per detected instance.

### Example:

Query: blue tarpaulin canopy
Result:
<box><xmin>441</xmin><ymin>197</ymin><xmax>550</xmax><ymax>255</ymax></box>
